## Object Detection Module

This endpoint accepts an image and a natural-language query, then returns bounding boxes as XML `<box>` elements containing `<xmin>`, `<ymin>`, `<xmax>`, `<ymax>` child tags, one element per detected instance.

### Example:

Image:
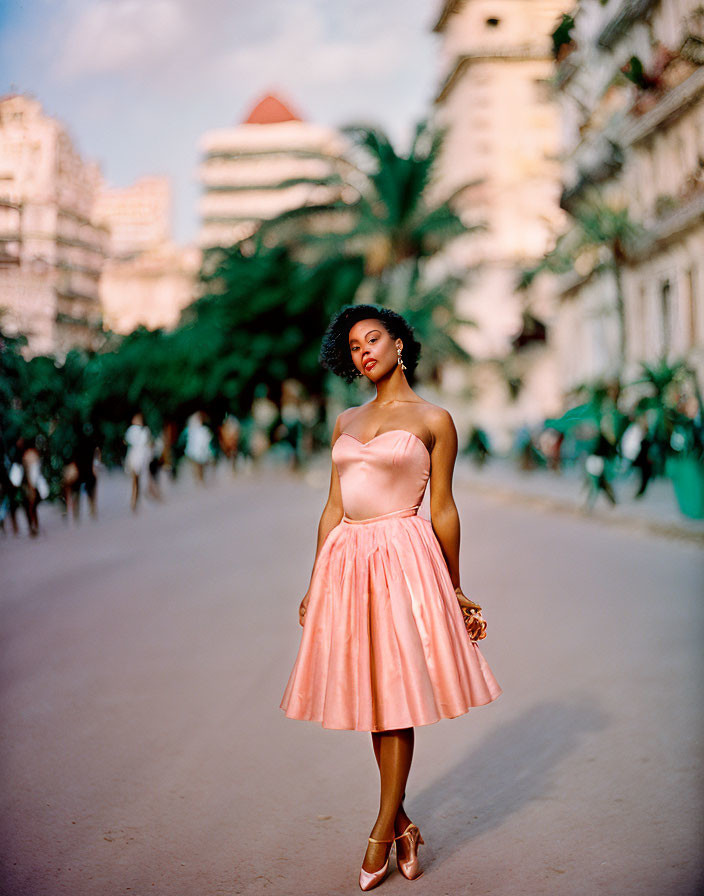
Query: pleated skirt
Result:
<box><xmin>280</xmin><ymin>506</ymin><xmax>502</xmax><ymax>731</ymax></box>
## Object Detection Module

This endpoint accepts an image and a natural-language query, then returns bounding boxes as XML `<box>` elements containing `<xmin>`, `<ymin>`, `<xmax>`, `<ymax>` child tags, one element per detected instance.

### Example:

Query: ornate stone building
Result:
<box><xmin>432</xmin><ymin>0</ymin><xmax>571</xmax><ymax>447</ymax></box>
<box><xmin>94</xmin><ymin>176</ymin><xmax>198</xmax><ymax>334</ymax></box>
<box><xmin>94</xmin><ymin>176</ymin><xmax>171</xmax><ymax>259</ymax></box>
<box><xmin>552</xmin><ymin>0</ymin><xmax>704</xmax><ymax>389</ymax></box>
<box><xmin>0</xmin><ymin>94</ymin><xmax>107</xmax><ymax>356</ymax></box>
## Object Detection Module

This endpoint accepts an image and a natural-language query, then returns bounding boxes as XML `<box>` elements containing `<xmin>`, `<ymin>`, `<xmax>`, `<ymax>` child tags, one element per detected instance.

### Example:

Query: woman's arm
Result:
<box><xmin>428</xmin><ymin>409</ymin><xmax>462</xmax><ymax>589</ymax></box>
<box><xmin>299</xmin><ymin>413</ymin><xmax>345</xmax><ymax>625</ymax></box>
<box><xmin>309</xmin><ymin>451</ymin><xmax>344</xmax><ymax>577</ymax></box>
<box><xmin>428</xmin><ymin>409</ymin><xmax>482</xmax><ymax>611</ymax></box>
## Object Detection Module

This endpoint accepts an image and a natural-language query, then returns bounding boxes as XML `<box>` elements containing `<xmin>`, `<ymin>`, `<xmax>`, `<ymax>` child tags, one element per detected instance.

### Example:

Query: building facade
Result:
<box><xmin>94</xmin><ymin>176</ymin><xmax>198</xmax><ymax>334</ymax></box>
<box><xmin>0</xmin><ymin>94</ymin><xmax>107</xmax><ymax>356</ymax></box>
<box><xmin>551</xmin><ymin>0</ymin><xmax>704</xmax><ymax>389</ymax></box>
<box><xmin>197</xmin><ymin>94</ymin><xmax>345</xmax><ymax>250</ymax></box>
<box><xmin>93</xmin><ymin>176</ymin><xmax>171</xmax><ymax>259</ymax></box>
<box><xmin>432</xmin><ymin>0</ymin><xmax>571</xmax><ymax>447</ymax></box>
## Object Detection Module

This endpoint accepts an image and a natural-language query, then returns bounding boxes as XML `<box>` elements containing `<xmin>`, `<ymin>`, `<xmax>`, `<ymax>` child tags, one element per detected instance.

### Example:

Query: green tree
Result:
<box><xmin>191</xmin><ymin>244</ymin><xmax>365</xmax><ymax>413</ymax></box>
<box><xmin>259</xmin><ymin>122</ymin><xmax>477</xmax><ymax>283</ymax></box>
<box><xmin>257</xmin><ymin>121</ymin><xmax>479</xmax><ymax>376</ymax></box>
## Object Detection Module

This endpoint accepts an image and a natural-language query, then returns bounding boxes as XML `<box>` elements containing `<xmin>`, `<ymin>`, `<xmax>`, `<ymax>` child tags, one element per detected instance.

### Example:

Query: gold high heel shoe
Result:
<box><xmin>359</xmin><ymin>836</ymin><xmax>394</xmax><ymax>891</ymax></box>
<box><xmin>394</xmin><ymin>823</ymin><xmax>424</xmax><ymax>880</ymax></box>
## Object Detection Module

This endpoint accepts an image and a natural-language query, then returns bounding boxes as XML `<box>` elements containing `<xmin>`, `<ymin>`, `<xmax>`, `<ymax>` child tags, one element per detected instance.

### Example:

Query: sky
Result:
<box><xmin>0</xmin><ymin>0</ymin><xmax>442</xmax><ymax>243</ymax></box>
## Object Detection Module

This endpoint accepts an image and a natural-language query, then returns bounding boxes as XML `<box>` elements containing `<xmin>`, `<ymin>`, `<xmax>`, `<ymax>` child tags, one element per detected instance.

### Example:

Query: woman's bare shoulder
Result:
<box><xmin>423</xmin><ymin>401</ymin><xmax>457</xmax><ymax>443</ymax></box>
<box><xmin>333</xmin><ymin>404</ymin><xmax>368</xmax><ymax>436</ymax></box>
<box><xmin>337</xmin><ymin>405</ymin><xmax>359</xmax><ymax>426</ymax></box>
<box><xmin>417</xmin><ymin>400</ymin><xmax>455</xmax><ymax>433</ymax></box>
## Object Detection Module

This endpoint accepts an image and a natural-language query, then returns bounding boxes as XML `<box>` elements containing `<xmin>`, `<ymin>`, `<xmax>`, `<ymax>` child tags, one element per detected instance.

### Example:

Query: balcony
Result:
<box><xmin>633</xmin><ymin>190</ymin><xmax>704</xmax><ymax>256</ymax></box>
<box><xmin>435</xmin><ymin>45</ymin><xmax>550</xmax><ymax>102</ymax></box>
<box><xmin>597</xmin><ymin>0</ymin><xmax>659</xmax><ymax>51</ymax></box>
<box><xmin>620</xmin><ymin>67</ymin><xmax>704</xmax><ymax>146</ymax></box>
<box><xmin>56</xmin><ymin>287</ymin><xmax>100</xmax><ymax>306</ymax></box>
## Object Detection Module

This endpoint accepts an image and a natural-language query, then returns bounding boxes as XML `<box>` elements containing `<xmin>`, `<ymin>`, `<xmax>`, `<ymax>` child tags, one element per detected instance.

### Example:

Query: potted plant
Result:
<box><xmin>629</xmin><ymin>360</ymin><xmax>704</xmax><ymax>518</ymax></box>
<box><xmin>666</xmin><ymin>388</ymin><xmax>704</xmax><ymax>519</ymax></box>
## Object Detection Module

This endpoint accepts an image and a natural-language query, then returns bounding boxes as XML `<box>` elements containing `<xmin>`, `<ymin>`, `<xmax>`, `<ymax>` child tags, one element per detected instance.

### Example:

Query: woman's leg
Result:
<box><xmin>371</xmin><ymin>732</ymin><xmax>412</xmax><ymax>835</ymax></box>
<box><xmin>363</xmin><ymin>728</ymin><xmax>414</xmax><ymax>872</ymax></box>
<box><xmin>130</xmin><ymin>473</ymin><xmax>139</xmax><ymax>512</ymax></box>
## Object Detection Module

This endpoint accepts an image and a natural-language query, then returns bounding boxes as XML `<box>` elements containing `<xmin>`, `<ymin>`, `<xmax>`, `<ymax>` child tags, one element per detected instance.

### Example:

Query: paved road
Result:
<box><xmin>1</xmin><ymin>466</ymin><xmax>702</xmax><ymax>896</ymax></box>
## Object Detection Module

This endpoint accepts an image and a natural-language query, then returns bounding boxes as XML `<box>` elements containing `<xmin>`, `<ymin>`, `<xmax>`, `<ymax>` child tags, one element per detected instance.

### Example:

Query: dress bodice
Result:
<box><xmin>332</xmin><ymin>430</ymin><xmax>430</xmax><ymax>520</ymax></box>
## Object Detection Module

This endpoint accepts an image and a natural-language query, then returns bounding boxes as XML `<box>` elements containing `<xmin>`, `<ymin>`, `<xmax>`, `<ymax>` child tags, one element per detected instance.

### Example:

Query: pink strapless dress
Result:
<box><xmin>280</xmin><ymin>429</ymin><xmax>501</xmax><ymax>731</ymax></box>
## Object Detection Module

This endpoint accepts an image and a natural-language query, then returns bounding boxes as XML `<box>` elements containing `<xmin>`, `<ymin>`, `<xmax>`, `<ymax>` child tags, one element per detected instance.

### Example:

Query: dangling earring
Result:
<box><xmin>397</xmin><ymin>345</ymin><xmax>407</xmax><ymax>371</ymax></box>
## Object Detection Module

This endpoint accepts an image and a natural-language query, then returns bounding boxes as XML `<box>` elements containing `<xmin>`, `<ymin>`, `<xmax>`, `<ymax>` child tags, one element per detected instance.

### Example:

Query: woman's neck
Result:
<box><xmin>373</xmin><ymin>366</ymin><xmax>417</xmax><ymax>405</ymax></box>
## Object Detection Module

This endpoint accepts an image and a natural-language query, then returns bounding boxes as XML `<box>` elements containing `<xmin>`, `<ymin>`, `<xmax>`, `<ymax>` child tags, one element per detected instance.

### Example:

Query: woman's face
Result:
<box><xmin>348</xmin><ymin>318</ymin><xmax>402</xmax><ymax>381</ymax></box>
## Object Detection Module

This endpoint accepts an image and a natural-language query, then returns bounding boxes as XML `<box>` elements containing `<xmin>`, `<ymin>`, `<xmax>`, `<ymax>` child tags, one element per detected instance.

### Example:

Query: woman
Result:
<box><xmin>280</xmin><ymin>305</ymin><xmax>501</xmax><ymax>890</ymax></box>
<box><xmin>124</xmin><ymin>413</ymin><xmax>152</xmax><ymax>512</ymax></box>
<box><xmin>184</xmin><ymin>411</ymin><xmax>214</xmax><ymax>484</ymax></box>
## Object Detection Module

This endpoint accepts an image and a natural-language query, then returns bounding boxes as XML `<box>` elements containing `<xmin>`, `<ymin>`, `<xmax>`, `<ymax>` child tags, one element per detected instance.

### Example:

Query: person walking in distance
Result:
<box><xmin>280</xmin><ymin>305</ymin><xmax>501</xmax><ymax>890</ymax></box>
<box><xmin>124</xmin><ymin>413</ymin><xmax>152</xmax><ymax>512</ymax></box>
<box><xmin>184</xmin><ymin>412</ymin><xmax>214</xmax><ymax>484</ymax></box>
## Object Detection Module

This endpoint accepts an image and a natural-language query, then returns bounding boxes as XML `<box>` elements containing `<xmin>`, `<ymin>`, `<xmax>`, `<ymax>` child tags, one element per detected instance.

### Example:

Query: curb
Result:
<box><xmin>456</xmin><ymin>471</ymin><xmax>704</xmax><ymax>546</ymax></box>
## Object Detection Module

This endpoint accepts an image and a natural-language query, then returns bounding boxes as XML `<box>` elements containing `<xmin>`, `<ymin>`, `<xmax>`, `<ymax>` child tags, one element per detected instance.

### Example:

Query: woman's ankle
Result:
<box><xmin>370</xmin><ymin>818</ymin><xmax>395</xmax><ymax>842</ymax></box>
<box><xmin>394</xmin><ymin>809</ymin><xmax>412</xmax><ymax>836</ymax></box>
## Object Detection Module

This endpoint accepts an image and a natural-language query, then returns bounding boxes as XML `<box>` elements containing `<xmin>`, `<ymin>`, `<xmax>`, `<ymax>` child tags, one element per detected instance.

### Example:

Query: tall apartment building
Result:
<box><xmin>551</xmin><ymin>0</ymin><xmax>704</xmax><ymax>389</ymax></box>
<box><xmin>197</xmin><ymin>94</ymin><xmax>344</xmax><ymax>249</ymax></box>
<box><xmin>0</xmin><ymin>94</ymin><xmax>107</xmax><ymax>356</ymax></box>
<box><xmin>94</xmin><ymin>176</ymin><xmax>198</xmax><ymax>334</ymax></box>
<box><xmin>93</xmin><ymin>176</ymin><xmax>171</xmax><ymax>259</ymax></box>
<box><xmin>432</xmin><ymin>0</ymin><xmax>571</xmax><ymax>446</ymax></box>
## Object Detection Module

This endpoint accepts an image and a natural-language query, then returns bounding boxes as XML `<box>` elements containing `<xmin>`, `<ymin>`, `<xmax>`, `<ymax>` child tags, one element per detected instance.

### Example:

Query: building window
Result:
<box><xmin>660</xmin><ymin>278</ymin><xmax>672</xmax><ymax>356</ymax></box>
<box><xmin>486</xmin><ymin>17</ymin><xmax>500</xmax><ymax>27</ymax></box>
<box><xmin>635</xmin><ymin>282</ymin><xmax>648</xmax><ymax>359</ymax></box>
<box><xmin>686</xmin><ymin>266</ymin><xmax>698</xmax><ymax>349</ymax></box>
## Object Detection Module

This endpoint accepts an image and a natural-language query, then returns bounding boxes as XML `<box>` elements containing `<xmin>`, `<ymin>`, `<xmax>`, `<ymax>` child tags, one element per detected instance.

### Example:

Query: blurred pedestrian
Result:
<box><xmin>0</xmin><ymin>449</ymin><xmax>21</xmax><ymax>535</ymax></box>
<box><xmin>298</xmin><ymin>396</ymin><xmax>320</xmax><ymax>465</ymax></box>
<box><xmin>218</xmin><ymin>415</ymin><xmax>241</xmax><ymax>474</ymax></box>
<box><xmin>124</xmin><ymin>413</ymin><xmax>152</xmax><ymax>512</ymax></box>
<box><xmin>63</xmin><ymin>430</ymin><xmax>99</xmax><ymax>522</ymax></box>
<box><xmin>281</xmin><ymin>379</ymin><xmax>303</xmax><ymax>469</ymax></box>
<box><xmin>148</xmin><ymin>432</ymin><xmax>164</xmax><ymax>501</ymax></box>
<box><xmin>15</xmin><ymin>438</ymin><xmax>48</xmax><ymax>537</ymax></box>
<box><xmin>250</xmin><ymin>386</ymin><xmax>278</xmax><ymax>463</ymax></box>
<box><xmin>538</xmin><ymin>427</ymin><xmax>564</xmax><ymax>472</ymax></box>
<box><xmin>184</xmin><ymin>411</ymin><xmax>214</xmax><ymax>483</ymax></box>
<box><xmin>161</xmin><ymin>421</ymin><xmax>179</xmax><ymax>479</ymax></box>
<box><xmin>514</xmin><ymin>425</ymin><xmax>542</xmax><ymax>470</ymax></box>
<box><xmin>620</xmin><ymin>417</ymin><xmax>651</xmax><ymax>497</ymax></box>
<box><xmin>585</xmin><ymin>434</ymin><xmax>618</xmax><ymax>507</ymax></box>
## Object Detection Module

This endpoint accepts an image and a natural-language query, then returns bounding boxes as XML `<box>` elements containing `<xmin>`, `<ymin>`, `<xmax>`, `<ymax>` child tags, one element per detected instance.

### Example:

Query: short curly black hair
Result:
<box><xmin>319</xmin><ymin>304</ymin><xmax>422</xmax><ymax>384</ymax></box>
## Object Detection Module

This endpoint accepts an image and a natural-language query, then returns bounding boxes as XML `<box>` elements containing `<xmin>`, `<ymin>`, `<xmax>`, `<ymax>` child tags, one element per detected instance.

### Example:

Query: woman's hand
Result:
<box><xmin>299</xmin><ymin>591</ymin><xmax>311</xmax><ymax>627</ymax></box>
<box><xmin>454</xmin><ymin>585</ymin><xmax>482</xmax><ymax>612</ymax></box>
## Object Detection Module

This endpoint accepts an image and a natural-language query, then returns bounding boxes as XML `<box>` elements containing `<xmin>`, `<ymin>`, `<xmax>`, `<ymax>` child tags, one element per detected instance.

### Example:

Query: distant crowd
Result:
<box><xmin>1</xmin><ymin>380</ymin><xmax>324</xmax><ymax>538</ymax></box>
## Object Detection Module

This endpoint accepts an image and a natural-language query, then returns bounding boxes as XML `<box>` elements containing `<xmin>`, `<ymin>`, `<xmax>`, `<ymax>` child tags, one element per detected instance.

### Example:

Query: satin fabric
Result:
<box><xmin>280</xmin><ymin>430</ymin><xmax>501</xmax><ymax>731</ymax></box>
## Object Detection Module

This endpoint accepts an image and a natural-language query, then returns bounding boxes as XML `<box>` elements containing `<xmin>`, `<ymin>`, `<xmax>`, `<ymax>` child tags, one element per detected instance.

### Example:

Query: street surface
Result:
<box><xmin>1</xmin><ymin>464</ymin><xmax>702</xmax><ymax>896</ymax></box>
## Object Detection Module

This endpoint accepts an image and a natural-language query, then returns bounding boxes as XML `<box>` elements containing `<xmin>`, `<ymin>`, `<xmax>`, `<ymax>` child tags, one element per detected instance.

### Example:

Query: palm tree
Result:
<box><xmin>257</xmin><ymin>121</ymin><xmax>480</xmax><ymax>282</ymax></box>
<box><xmin>255</xmin><ymin>121</ymin><xmax>480</xmax><ymax>375</ymax></box>
<box><xmin>518</xmin><ymin>197</ymin><xmax>645</xmax><ymax>369</ymax></box>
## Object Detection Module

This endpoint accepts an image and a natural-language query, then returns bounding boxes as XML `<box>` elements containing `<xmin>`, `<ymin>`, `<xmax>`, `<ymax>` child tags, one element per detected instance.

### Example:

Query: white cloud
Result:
<box><xmin>5</xmin><ymin>0</ymin><xmax>438</xmax><ymax>238</ymax></box>
<box><xmin>54</xmin><ymin>0</ymin><xmax>429</xmax><ymax>96</ymax></box>
<box><xmin>57</xmin><ymin>0</ymin><xmax>188</xmax><ymax>79</ymax></box>
<box><xmin>207</xmin><ymin>0</ymin><xmax>421</xmax><ymax>115</ymax></box>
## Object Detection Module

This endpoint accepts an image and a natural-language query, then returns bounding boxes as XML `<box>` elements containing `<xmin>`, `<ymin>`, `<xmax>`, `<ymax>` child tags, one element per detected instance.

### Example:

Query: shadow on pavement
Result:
<box><xmin>413</xmin><ymin>697</ymin><xmax>610</xmax><ymax>868</ymax></box>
